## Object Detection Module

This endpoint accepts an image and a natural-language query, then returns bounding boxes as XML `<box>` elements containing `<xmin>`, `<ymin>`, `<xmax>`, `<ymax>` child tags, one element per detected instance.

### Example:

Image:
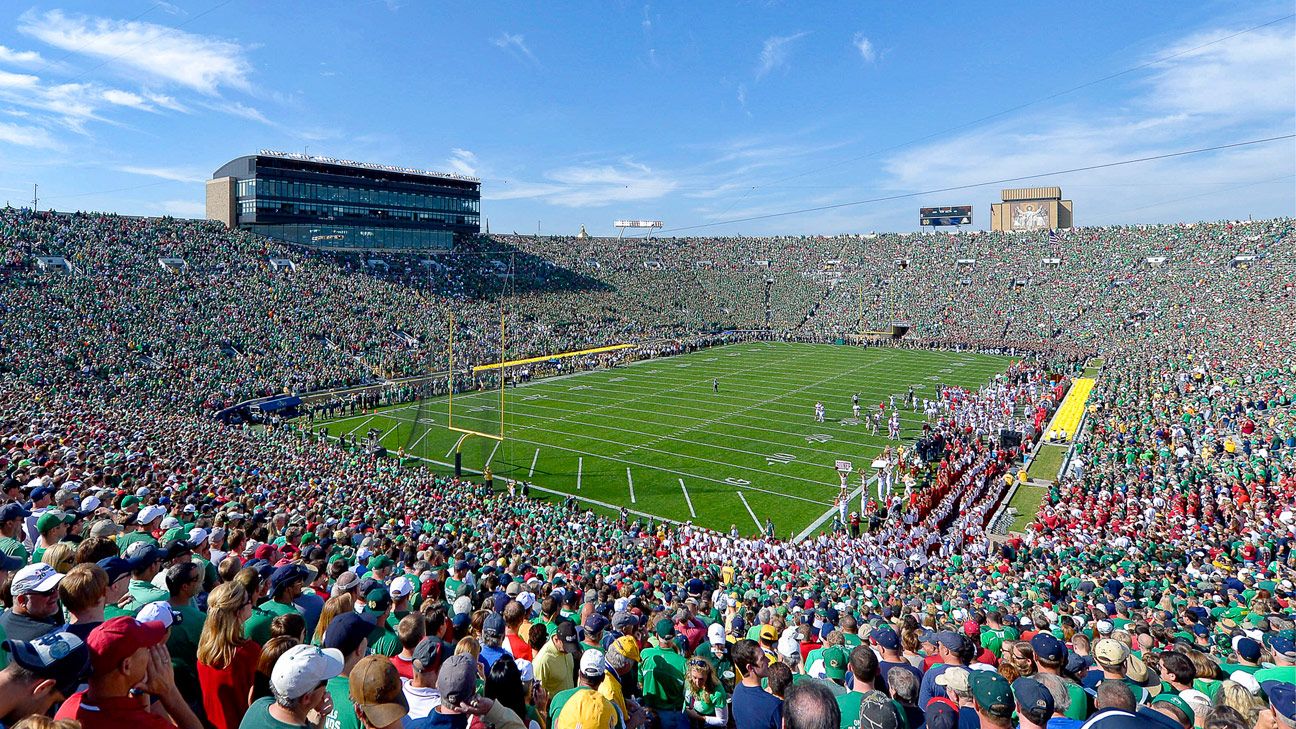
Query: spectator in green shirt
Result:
<box><xmin>239</xmin><ymin>643</ymin><xmax>344</xmax><ymax>729</ymax></box>
<box><xmin>362</xmin><ymin>587</ymin><xmax>401</xmax><ymax>657</ymax></box>
<box><xmin>120</xmin><ymin>543</ymin><xmax>169</xmax><ymax>615</ymax></box>
<box><xmin>245</xmin><ymin>564</ymin><xmax>308</xmax><ymax>645</ymax></box>
<box><xmin>116</xmin><ymin>504</ymin><xmax>165</xmax><ymax>553</ymax></box>
<box><xmin>322</xmin><ymin>611</ymin><xmax>375</xmax><ymax>729</ymax></box>
<box><xmin>161</xmin><ymin>562</ymin><xmax>207</xmax><ymax>708</ymax></box>
<box><xmin>0</xmin><ymin>503</ymin><xmax>32</xmax><ymax>565</ymax></box>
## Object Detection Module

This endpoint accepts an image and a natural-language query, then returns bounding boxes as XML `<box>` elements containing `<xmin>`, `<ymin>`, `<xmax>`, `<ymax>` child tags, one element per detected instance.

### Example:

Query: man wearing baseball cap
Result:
<box><xmin>323</xmin><ymin>612</ymin><xmax>375</xmax><ymax>729</ymax></box>
<box><xmin>245</xmin><ymin>563</ymin><xmax>308</xmax><ymax>645</ymax></box>
<box><xmin>1013</xmin><ymin>677</ymin><xmax>1055</xmax><ymax>729</ymax></box>
<box><xmin>350</xmin><ymin>653</ymin><xmax>410</xmax><ymax>728</ymax></box>
<box><xmin>404</xmin><ymin>636</ymin><xmax>447</xmax><ymax>721</ymax></box>
<box><xmin>0</xmin><ymin>501</ymin><xmax>32</xmax><ymax>565</ymax></box>
<box><xmin>534</xmin><ymin>620</ymin><xmax>579</xmax><ymax>698</ymax></box>
<box><xmin>1083</xmin><ymin>639</ymin><xmax>1130</xmax><ymax>690</ymax></box>
<box><xmin>641</xmin><ymin>618</ymin><xmax>688</xmax><ymax>727</ymax></box>
<box><xmin>0</xmin><ymin>563</ymin><xmax>64</xmax><ymax>641</ymax></box>
<box><xmin>480</xmin><ymin>612</ymin><xmax>510</xmax><ymax>669</ymax></box>
<box><xmin>240</xmin><ymin>643</ymin><xmax>344</xmax><ymax>728</ymax></box>
<box><xmin>1033</xmin><ymin>633</ymin><xmax>1087</xmax><ymax>721</ymax></box>
<box><xmin>410</xmin><ymin>653</ymin><xmax>525</xmax><ymax>729</ymax></box>
<box><xmin>0</xmin><ymin>631</ymin><xmax>90</xmax><ymax>725</ymax></box>
<box><xmin>969</xmin><ymin>671</ymin><xmax>1014</xmax><ymax>729</ymax></box>
<box><xmin>55</xmin><ymin>616</ymin><xmax>203</xmax><ymax>729</ymax></box>
<box><xmin>550</xmin><ymin>649</ymin><xmax>611</xmax><ymax>724</ymax></box>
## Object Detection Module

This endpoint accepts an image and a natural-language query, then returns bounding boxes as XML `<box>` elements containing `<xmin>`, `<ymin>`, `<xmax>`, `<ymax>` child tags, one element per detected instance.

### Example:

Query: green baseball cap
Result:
<box><xmin>1151</xmin><ymin>694</ymin><xmax>1195</xmax><ymax>726</ymax></box>
<box><xmin>969</xmin><ymin>671</ymin><xmax>1013</xmax><ymax>719</ymax></box>
<box><xmin>822</xmin><ymin>646</ymin><xmax>848</xmax><ymax>680</ymax></box>
<box><xmin>655</xmin><ymin>618</ymin><xmax>674</xmax><ymax>639</ymax></box>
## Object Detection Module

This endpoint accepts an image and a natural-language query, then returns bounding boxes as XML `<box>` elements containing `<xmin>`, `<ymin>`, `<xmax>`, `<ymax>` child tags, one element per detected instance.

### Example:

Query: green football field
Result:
<box><xmin>313</xmin><ymin>342</ymin><xmax>1012</xmax><ymax>540</ymax></box>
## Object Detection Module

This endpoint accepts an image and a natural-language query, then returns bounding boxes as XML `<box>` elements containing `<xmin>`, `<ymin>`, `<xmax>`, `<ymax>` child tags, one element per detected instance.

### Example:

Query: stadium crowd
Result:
<box><xmin>0</xmin><ymin>207</ymin><xmax>1290</xmax><ymax>729</ymax></box>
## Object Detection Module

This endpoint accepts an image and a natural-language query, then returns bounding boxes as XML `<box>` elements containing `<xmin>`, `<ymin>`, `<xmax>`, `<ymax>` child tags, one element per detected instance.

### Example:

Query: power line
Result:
<box><xmin>654</xmin><ymin>134</ymin><xmax>1296</xmax><ymax>234</ymax></box>
<box><xmin>705</xmin><ymin>13</ymin><xmax>1295</xmax><ymax>217</ymax></box>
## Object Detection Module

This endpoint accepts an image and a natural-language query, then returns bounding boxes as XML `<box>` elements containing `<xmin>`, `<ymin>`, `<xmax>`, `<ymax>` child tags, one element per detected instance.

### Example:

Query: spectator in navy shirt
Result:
<box><xmin>731</xmin><ymin>639</ymin><xmax>782</xmax><ymax>729</ymax></box>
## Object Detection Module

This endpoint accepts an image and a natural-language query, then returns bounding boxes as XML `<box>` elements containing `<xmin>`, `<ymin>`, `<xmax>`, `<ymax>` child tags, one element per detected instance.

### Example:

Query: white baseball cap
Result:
<box><xmin>12</xmin><ymin>563</ymin><xmax>64</xmax><ymax>596</ymax></box>
<box><xmin>79</xmin><ymin>495</ymin><xmax>101</xmax><ymax>512</ymax></box>
<box><xmin>515</xmin><ymin>658</ymin><xmax>534</xmax><ymax>682</ymax></box>
<box><xmin>390</xmin><ymin>575</ymin><xmax>414</xmax><ymax>599</ymax></box>
<box><xmin>271</xmin><ymin>644</ymin><xmax>345</xmax><ymax>700</ymax></box>
<box><xmin>579</xmin><ymin>649</ymin><xmax>605</xmax><ymax>677</ymax></box>
<box><xmin>137</xmin><ymin>601</ymin><xmax>179</xmax><ymax>629</ymax></box>
<box><xmin>136</xmin><ymin>505</ymin><xmax>166</xmax><ymax>525</ymax></box>
<box><xmin>517</xmin><ymin>592</ymin><xmax>536</xmax><ymax>611</ymax></box>
<box><xmin>188</xmin><ymin>528</ymin><xmax>209</xmax><ymax>546</ymax></box>
<box><xmin>708</xmin><ymin>623</ymin><xmax>726</xmax><ymax>646</ymax></box>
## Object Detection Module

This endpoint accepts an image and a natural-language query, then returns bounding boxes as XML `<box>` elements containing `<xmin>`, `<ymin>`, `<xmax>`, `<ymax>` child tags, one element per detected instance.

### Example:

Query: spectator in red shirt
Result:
<box><xmin>55</xmin><ymin>617</ymin><xmax>202</xmax><ymax>729</ymax></box>
<box><xmin>197</xmin><ymin>581</ymin><xmax>263</xmax><ymax>729</ymax></box>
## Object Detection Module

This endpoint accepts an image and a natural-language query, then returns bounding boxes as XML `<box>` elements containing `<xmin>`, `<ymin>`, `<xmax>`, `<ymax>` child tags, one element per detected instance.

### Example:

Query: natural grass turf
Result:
<box><xmin>311</xmin><ymin>342</ymin><xmax>1011</xmax><ymax>539</ymax></box>
<box><xmin>1027</xmin><ymin>443</ymin><xmax>1068</xmax><ymax>483</ymax></box>
<box><xmin>1005</xmin><ymin>483</ymin><xmax>1047</xmax><ymax>533</ymax></box>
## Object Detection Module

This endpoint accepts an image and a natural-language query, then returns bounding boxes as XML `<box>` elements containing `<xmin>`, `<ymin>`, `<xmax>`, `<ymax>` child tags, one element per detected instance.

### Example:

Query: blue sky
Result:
<box><xmin>0</xmin><ymin>1</ymin><xmax>1292</xmax><ymax>236</ymax></box>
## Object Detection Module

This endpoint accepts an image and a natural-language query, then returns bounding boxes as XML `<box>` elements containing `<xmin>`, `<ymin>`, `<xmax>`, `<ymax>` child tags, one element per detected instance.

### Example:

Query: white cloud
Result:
<box><xmin>852</xmin><ymin>33</ymin><xmax>876</xmax><ymax>63</ymax></box>
<box><xmin>491</xmin><ymin>32</ymin><xmax>539</xmax><ymax>65</ymax></box>
<box><xmin>1141</xmin><ymin>24</ymin><xmax>1295</xmax><ymax>119</ymax></box>
<box><xmin>18</xmin><ymin>9</ymin><xmax>252</xmax><ymax>94</ymax></box>
<box><xmin>202</xmin><ymin>100</ymin><xmax>271</xmax><ymax>124</ymax></box>
<box><xmin>101</xmin><ymin>88</ymin><xmax>154</xmax><ymax>110</ymax></box>
<box><xmin>877</xmin><ymin>22</ymin><xmax>1296</xmax><ymax>228</ymax></box>
<box><xmin>0</xmin><ymin>120</ymin><xmax>59</xmax><ymax>148</ymax></box>
<box><xmin>446</xmin><ymin>148</ymin><xmax>478</xmax><ymax>176</ymax></box>
<box><xmin>0</xmin><ymin>44</ymin><xmax>47</xmax><ymax>67</ymax></box>
<box><xmin>0</xmin><ymin>70</ymin><xmax>40</xmax><ymax>89</ymax></box>
<box><xmin>484</xmin><ymin>161</ymin><xmax>677</xmax><ymax>207</ymax></box>
<box><xmin>757</xmin><ymin>32</ymin><xmax>808</xmax><ymax>78</ymax></box>
<box><xmin>159</xmin><ymin>199</ymin><xmax>205</xmax><ymax>217</ymax></box>
<box><xmin>120</xmin><ymin>165</ymin><xmax>205</xmax><ymax>183</ymax></box>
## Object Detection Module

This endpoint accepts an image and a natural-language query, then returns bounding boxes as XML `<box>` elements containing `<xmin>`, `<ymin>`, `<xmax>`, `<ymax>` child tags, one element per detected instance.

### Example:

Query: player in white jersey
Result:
<box><xmin>851</xmin><ymin>402</ymin><xmax>861</xmax><ymax>419</ymax></box>
<box><xmin>814</xmin><ymin>401</ymin><xmax>825</xmax><ymax>422</ymax></box>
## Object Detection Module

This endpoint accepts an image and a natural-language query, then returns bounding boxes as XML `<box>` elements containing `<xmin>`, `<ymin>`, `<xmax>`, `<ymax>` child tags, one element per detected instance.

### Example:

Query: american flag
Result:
<box><xmin>1048</xmin><ymin>229</ymin><xmax>1059</xmax><ymax>245</ymax></box>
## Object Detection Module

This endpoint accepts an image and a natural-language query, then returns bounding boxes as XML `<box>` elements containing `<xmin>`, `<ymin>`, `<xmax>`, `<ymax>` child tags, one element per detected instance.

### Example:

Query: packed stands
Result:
<box><xmin>0</xmin><ymin>207</ymin><xmax>1291</xmax><ymax>729</ymax></box>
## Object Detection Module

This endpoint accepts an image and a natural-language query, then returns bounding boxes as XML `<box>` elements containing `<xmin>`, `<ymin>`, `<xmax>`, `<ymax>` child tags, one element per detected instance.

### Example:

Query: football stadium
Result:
<box><xmin>0</xmin><ymin>5</ymin><xmax>1293</xmax><ymax>729</ymax></box>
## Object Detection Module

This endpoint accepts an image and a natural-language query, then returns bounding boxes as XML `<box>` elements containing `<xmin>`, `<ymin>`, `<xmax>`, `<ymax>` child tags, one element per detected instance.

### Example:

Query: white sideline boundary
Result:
<box><xmin>679</xmin><ymin>478</ymin><xmax>696</xmax><ymax>518</ymax></box>
<box><xmin>794</xmin><ymin>473</ymin><xmax>877</xmax><ymax>543</ymax></box>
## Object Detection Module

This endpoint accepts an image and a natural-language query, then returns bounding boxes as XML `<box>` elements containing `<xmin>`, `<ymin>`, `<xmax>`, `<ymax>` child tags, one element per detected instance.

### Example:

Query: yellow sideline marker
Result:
<box><xmin>470</xmin><ymin>343</ymin><xmax>634</xmax><ymax>373</ymax></box>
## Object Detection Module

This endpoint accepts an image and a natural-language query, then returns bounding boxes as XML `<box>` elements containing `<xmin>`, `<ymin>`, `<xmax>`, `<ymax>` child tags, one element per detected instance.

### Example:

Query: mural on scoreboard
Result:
<box><xmin>1010</xmin><ymin>202</ymin><xmax>1051</xmax><ymax>231</ymax></box>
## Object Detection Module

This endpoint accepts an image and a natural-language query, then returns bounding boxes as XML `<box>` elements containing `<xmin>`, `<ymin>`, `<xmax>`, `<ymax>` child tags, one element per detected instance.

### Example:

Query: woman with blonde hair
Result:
<box><xmin>1212</xmin><ymin>681</ymin><xmax>1261</xmax><ymax>726</ymax></box>
<box><xmin>684</xmin><ymin>655</ymin><xmax>729</xmax><ymax>727</ymax></box>
<box><xmin>311</xmin><ymin>593</ymin><xmax>354</xmax><ymax>646</ymax></box>
<box><xmin>197</xmin><ymin>581</ymin><xmax>262</xmax><ymax>729</ymax></box>
<box><xmin>39</xmin><ymin>543</ymin><xmax>75</xmax><ymax>574</ymax></box>
<box><xmin>998</xmin><ymin>640</ymin><xmax>1037</xmax><ymax>683</ymax></box>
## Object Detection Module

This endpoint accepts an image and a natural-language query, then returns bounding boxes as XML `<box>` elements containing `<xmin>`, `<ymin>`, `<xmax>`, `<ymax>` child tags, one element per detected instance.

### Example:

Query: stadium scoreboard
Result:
<box><xmin>920</xmin><ymin>206</ymin><xmax>972</xmax><ymax>227</ymax></box>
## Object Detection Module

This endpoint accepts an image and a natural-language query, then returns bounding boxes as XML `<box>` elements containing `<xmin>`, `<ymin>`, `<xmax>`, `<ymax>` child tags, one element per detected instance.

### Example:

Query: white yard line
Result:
<box><xmin>736</xmin><ymin>491</ymin><xmax>762</xmax><ymax>531</ymax></box>
<box><xmin>626</xmin><ymin>468</ymin><xmax>637</xmax><ymax>504</ymax></box>
<box><xmin>577</xmin><ymin>457</ymin><xmax>583</xmax><ymax>490</ymax></box>
<box><xmin>484</xmin><ymin>440</ymin><xmax>501</xmax><ymax>468</ymax></box>
<box><xmin>679</xmin><ymin>478</ymin><xmax>696</xmax><ymax>518</ymax></box>
<box><xmin>344</xmin><ymin>416</ymin><xmax>375</xmax><ymax>437</ymax></box>
<box><xmin>406</xmin><ymin>425</ymin><xmax>434</xmax><ymax>454</ymax></box>
<box><xmin>528</xmin><ymin>448</ymin><xmax>540</xmax><ymax>477</ymax></box>
<box><xmin>375</xmin><ymin>408</ymin><xmax>840</xmax><ymax>495</ymax></box>
<box><xmin>393</xmin><ymin>451</ymin><xmax>682</xmax><ymax>525</ymax></box>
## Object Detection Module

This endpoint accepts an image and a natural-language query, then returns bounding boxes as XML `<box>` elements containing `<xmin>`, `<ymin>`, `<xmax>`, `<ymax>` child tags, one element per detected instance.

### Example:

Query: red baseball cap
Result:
<box><xmin>87</xmin><ymin>617</ymin><xmax>167</xmax><ymax>673</ymax></box>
